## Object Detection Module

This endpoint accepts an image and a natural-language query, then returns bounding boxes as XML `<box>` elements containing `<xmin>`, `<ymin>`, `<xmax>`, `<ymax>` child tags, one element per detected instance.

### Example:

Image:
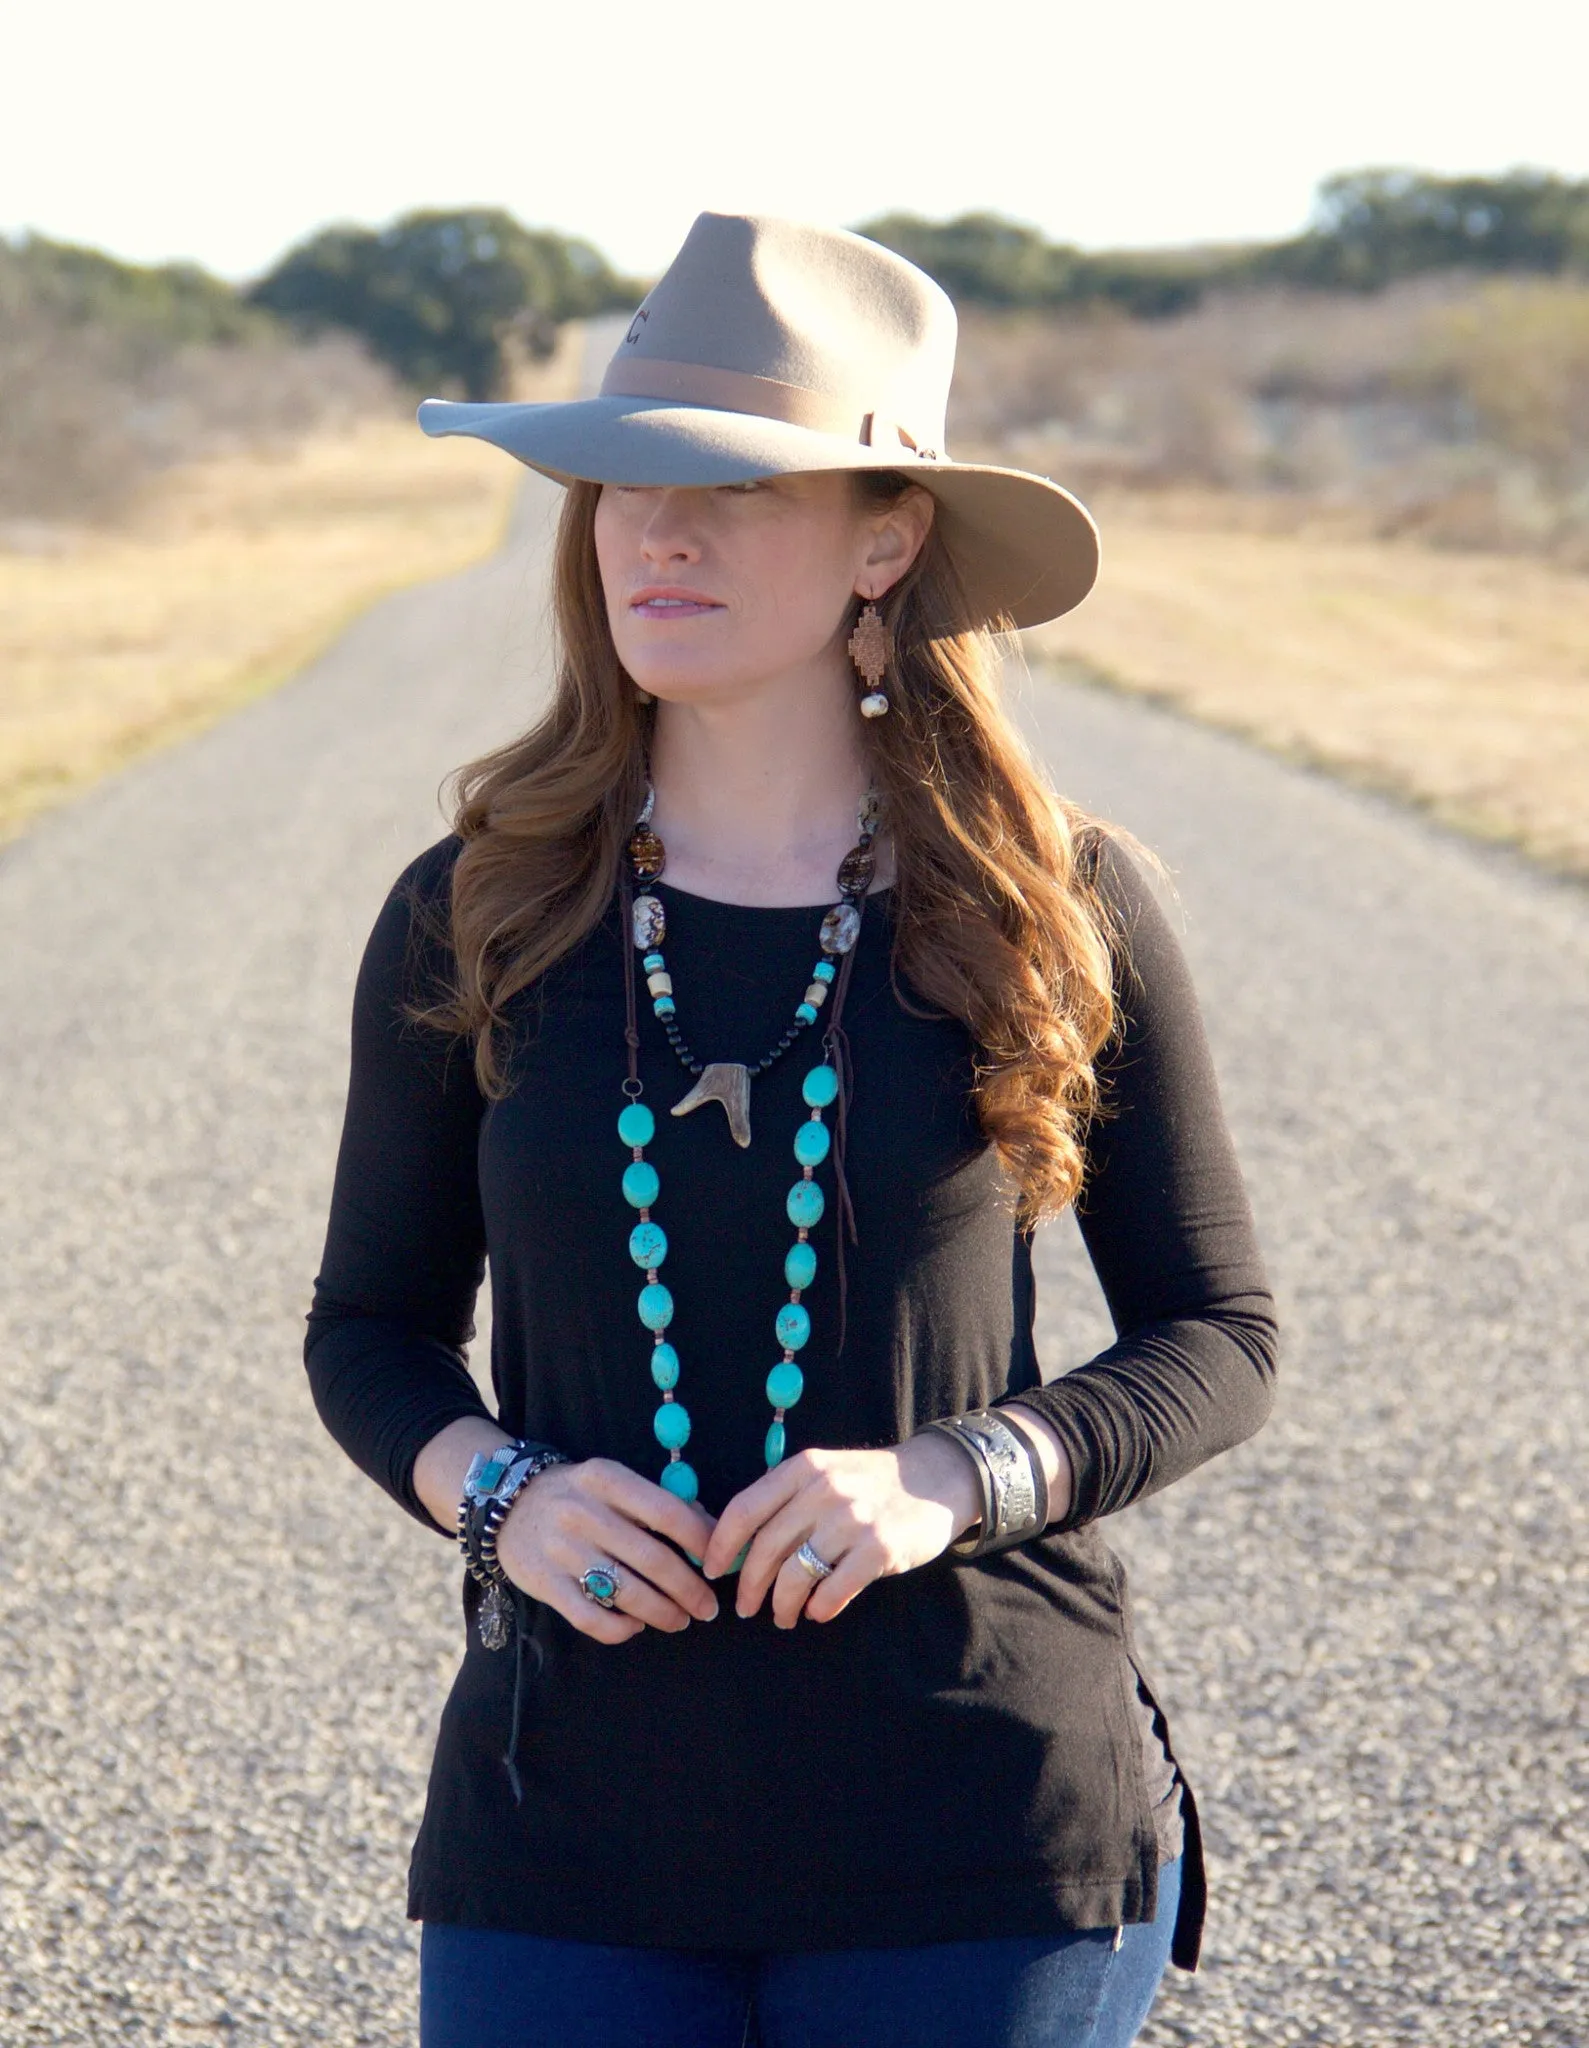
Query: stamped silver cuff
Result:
<box><xmin>921</xmin><ymin>1410</ymin><xmax>1046</xmax><ymax>1559</ymax></box>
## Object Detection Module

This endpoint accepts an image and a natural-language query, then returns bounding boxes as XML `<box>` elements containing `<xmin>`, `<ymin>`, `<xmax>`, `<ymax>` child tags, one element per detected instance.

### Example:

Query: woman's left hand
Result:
<box><xmin>701</xmin><ymin>1435</ymin><xmax>984</xmax><ymax>1627</ymax></box>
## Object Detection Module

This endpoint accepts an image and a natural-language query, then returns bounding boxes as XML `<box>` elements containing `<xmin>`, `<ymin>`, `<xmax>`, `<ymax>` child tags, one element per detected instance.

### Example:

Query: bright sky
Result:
<box><xmin>5</xmin><ymin>0</ymin><xmax>1588</xmax><ymax>284</ymax></box>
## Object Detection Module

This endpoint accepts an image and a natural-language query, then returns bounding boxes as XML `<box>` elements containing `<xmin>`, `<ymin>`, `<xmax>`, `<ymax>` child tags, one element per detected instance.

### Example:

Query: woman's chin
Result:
<box><xmin>625</xmin><ymin>665</ymin><xmax>778</xmax><ymax>708</ymax></box>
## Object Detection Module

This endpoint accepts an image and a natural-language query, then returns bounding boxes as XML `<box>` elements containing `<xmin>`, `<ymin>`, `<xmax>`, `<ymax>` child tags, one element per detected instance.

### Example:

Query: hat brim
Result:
<box><xmin>417</xmin><ymin>395</ymin><xmax>1098</xmax><ymax>630</ymax></box>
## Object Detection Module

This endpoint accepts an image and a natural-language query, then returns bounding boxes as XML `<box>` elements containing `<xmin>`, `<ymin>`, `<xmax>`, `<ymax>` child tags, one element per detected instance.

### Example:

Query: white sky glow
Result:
<box><xmin>4</xmin><ymin>0</ymin><xmax>1587</xmax><ymax>283</ymax></box>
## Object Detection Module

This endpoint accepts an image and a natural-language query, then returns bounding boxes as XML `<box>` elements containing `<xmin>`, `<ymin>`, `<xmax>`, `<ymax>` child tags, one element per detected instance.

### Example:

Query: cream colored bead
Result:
<box><xmin>646</xmin><ymin>971</ymin><xmax>673</xmax><ymax>997</ymax></box>
<box><xmin>803</xmin><ymin>981</ymin><xmax>829</xmax><ymax>1007</ymax></box>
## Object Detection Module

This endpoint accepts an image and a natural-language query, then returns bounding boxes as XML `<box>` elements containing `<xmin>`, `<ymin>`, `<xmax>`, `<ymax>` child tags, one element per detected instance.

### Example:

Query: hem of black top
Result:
<box><xmin>408</xmin><ymin>1838</ymin><xmax>1205</xmax><ymax>1970</ymax></box>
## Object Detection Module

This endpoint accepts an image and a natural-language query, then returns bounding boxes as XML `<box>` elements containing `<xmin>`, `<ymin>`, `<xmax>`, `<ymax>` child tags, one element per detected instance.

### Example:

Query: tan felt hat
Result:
<box><xmin>418</xmin><ymin>211</ymin><xmax>1099</xmax><ymax>629</ymax></box>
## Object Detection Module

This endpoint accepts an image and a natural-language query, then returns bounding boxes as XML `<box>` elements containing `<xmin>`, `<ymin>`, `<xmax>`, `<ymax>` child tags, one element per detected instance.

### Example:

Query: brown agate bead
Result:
<box><xmin>628</xmin><ymin>827</ymin><xmax>666</xmax><ymax>880</ymax></box>
<box><xmin>837</xmin><ymin>845</ymin><xmax>875</xmax><ymax>896</ymax></box>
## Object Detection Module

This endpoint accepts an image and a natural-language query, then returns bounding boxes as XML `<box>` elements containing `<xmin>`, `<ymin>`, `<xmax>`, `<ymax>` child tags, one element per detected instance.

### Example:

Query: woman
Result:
<box><xmin>306</xmin><ymin>213</ymin><xmax>1278</xmax><ymax>2048</ymax></box>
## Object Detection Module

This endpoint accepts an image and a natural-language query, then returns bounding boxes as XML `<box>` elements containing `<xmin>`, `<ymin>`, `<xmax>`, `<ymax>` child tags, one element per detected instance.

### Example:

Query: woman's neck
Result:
<box><xmin>646</xmin><ymin>658</ymin><xmax>883</xmax><ymax>907</ymax></box>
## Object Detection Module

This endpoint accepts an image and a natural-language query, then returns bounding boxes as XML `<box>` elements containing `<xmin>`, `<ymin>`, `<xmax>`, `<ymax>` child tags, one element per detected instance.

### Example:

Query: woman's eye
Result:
<box><xmin>720</xmin><ymin>480</ymin><xmax>764</xmax><ymax>494</ymax></box>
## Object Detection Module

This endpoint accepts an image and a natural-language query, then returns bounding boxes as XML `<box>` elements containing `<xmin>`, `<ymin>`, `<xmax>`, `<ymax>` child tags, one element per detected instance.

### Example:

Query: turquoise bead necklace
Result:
<box><xmin>617</xmin><ymin>787</ymin><xmax>876</xmax><ymax>1509</ymax></box>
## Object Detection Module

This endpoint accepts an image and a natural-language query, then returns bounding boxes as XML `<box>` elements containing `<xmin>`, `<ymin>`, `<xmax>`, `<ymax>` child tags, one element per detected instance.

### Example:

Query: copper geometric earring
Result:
<box><xmin>847</xmin><ymin>600</ymin><xmax>892</xmax><ymax>718</ymax></box>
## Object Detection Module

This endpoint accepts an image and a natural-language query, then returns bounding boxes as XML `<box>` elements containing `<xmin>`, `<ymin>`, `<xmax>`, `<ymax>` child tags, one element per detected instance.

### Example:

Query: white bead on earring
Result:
<box><xmin>847</xmin><ymin>600</ymin><xmax>892</xmax><ymax>718</ymax></box>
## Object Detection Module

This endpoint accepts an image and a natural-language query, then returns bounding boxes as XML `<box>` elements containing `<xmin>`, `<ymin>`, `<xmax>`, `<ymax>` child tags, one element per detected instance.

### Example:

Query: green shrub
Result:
<box><xmin>248</xmin><ymin>209</ymin><xmax>641</xmax><ymax>399</ymax></box>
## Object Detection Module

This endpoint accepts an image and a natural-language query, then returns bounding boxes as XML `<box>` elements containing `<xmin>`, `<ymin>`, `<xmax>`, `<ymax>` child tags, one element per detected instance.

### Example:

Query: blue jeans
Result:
<box><xmin>419</xmin><ymin>1856</ymin><xmax>1180</xmax><ymax>2048</ymax></box>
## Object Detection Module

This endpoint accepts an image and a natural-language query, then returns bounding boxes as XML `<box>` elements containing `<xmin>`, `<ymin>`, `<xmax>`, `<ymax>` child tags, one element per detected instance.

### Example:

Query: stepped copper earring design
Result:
<box><xmin>847</xmin><ymin>600</ymin><xmax>892</xmax><ymax>718</ymax></box>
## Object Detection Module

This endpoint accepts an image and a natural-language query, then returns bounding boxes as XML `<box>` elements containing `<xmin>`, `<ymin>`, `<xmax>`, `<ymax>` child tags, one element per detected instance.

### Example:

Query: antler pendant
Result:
<box><xmin>672</xmin><ymin>1062</ymin><xmax>754</xmax><ymax>1148</ymax></box>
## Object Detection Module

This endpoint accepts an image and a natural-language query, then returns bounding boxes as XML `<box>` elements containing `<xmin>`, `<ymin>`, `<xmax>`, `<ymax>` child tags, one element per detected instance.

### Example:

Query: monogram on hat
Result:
<box><xmin>417</xmin><ymin>211</ymin><xmax>1099</xmax><ymax>628</ymax></box>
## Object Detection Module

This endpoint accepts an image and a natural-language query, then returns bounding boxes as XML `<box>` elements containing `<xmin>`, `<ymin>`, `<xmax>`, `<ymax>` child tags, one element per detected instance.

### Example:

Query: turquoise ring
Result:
<box><xmin>578</xmin><ymin>1564</ymin><xmax>622</xmax><ymax>1608</ymax></box>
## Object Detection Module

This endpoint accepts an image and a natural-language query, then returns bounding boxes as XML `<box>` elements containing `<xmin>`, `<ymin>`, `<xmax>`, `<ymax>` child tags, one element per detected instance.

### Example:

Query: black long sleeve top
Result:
<box><xmin>304</xmin><ymin>835</ymin><xmax>1277</xmax><ymax>1973</ymax></box>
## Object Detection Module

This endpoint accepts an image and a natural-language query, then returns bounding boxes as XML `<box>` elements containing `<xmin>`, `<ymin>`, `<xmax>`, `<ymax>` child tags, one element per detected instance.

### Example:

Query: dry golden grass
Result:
<box><xmin>1025</xmin><ymin>498</ymin><xmax>1589</xmax><ymax>877</ymax></box>
<box><xmin>0</xmin><ymin>424</ymin><xmax>516</xmax><ymax>837</ymax></box>
<box><xmin>0</xmin><ymin>325</ymin><xmax>584</xmax><ymax>840</ymax></box>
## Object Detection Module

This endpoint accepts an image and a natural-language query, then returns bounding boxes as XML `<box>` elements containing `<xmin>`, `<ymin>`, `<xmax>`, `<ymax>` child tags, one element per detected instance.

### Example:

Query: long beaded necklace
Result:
<box><xmin>617</xmin><ymin>787</ymin><xmax>877</xmax><ymax>1508</ymax></box>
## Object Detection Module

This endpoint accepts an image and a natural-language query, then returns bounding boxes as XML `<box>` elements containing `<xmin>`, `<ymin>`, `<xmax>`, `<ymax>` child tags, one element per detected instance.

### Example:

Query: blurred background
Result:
<box><xmin>5</xmin><ymin>0</ymin><xmax>1589</xmax><ymax>865</ymax></box>
<box><xmin>4</xmin><ymin>6</ymin><xmax>1588</xmax><ymax>2046</ymax></box>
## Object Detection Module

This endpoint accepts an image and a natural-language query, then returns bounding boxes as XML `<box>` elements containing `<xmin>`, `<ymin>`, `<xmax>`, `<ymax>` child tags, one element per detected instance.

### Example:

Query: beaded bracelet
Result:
<box><xmin>456</xmin><ymin>1440</ymin><xmax>569</xmax><ymax>1590</ymax></box>
<box><xmin>456</xmin><ymin>1440</ymin><xmax>570</xmax><ymax>1652</ymax></box>
<box><xmin>919</xmin><ymin>1410</ymin><xmax>1047</xmax><ymax>1559</ymax></box>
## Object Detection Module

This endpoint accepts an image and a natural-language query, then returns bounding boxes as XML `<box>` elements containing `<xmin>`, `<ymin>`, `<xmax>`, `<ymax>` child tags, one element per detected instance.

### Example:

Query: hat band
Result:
<box><xmin>599</xmin><ymin>355</ymin><xmax>928</xmax><ymax>455</ymax></box>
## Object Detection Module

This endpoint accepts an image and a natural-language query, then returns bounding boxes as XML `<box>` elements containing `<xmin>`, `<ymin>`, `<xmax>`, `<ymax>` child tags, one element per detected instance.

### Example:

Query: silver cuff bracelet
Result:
<box><xmin>920</xmin><ymin>1409</ymin><xmax>1048</xmax><ymax>1559</ymax></box>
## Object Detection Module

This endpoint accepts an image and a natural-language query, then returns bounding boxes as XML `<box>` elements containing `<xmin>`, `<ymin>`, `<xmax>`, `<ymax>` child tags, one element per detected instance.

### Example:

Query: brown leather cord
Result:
<box><xmin>507</xmin><ymin>879</ymin><xmax>644</xmax><ymax>1807</ymax></box>
<box><xmin>619</xmin><ymin>868</ymin><xmax>642</xmax><ymax>1093</ymax></box>
<box><xmin>821</xmin><ymin>910</ymin><xmax>863</xmax><ymax>1358</ymax></box>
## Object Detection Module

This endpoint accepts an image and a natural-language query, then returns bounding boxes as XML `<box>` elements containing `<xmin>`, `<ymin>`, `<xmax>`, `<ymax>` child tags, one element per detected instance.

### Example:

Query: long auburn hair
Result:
<box><xmin>415</xmin><ymin>472</ymin><xmax>1120</xmax><ymax>1226</ymax></box>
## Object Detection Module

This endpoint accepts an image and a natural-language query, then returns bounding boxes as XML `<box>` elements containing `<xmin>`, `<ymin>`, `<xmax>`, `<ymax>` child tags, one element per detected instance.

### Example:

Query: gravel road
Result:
<box><xmin>2</xmin><ymin>465</ymin><xmax>1584</xmax><ymax>2045</ymax></box>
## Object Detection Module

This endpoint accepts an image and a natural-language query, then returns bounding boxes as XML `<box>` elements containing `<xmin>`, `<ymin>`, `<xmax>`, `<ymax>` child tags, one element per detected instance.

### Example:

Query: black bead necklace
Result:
<box><xmin>625</xmin><ymin>784</ymin><xmax>880</xmax><ymax>1149</ymax></box>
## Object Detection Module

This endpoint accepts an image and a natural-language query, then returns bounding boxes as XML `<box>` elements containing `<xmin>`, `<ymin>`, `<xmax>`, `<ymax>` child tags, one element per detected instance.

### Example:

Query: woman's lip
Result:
<box><xmin>630</xmin><ymin>596</ymin><xmax>723</xmax><ymax>618</ymax></box>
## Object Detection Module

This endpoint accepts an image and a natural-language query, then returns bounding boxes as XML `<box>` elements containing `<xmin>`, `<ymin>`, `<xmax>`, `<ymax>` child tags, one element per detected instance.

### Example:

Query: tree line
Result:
<box><xmin>859</xmin><ymin>169</ymin><xmax>1589</xmax><ymax>317</ymax></box>
<box><xmin>3</xmin><ymin>210</ymin><xmax>640</xmax><ymax>404</ymax></box>
<box><xmin>7</xmin><ymin>171</ymin><xmax>1588</xmax><ymax>407</ymax></box>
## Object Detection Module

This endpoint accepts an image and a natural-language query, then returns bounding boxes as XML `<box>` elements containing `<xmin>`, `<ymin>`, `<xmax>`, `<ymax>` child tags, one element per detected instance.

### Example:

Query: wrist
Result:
<box><xmin>898</xmin><ymin>1430</ymin><xmax>983</xmax><ymax>1540</ymax></box>
<box><xmin>919</xmin><ymin>1410</ymin><xmax>1045</xmax><ymax>1558</ymax></box>
<box><xmin>414</xmin><ymin>1415</ymin><xmax>516</xmax><ymax>1536</ymax></box>
<box><xmin>998</xmin><ymin>1402</ymin><xmax>1073</xmax><ymax>1528</ymax></box>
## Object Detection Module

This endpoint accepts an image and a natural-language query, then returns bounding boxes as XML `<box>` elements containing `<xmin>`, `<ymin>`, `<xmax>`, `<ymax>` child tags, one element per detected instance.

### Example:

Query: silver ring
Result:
<box><xmin>578</xmin><ymin>1564</ymin><xmax>622</xmax><ymax>1608</ymax></box>
<box><xmin>794</xmin><ymin>1540</ymin><xmax>834</xmax><ymax>1582</ymax></box>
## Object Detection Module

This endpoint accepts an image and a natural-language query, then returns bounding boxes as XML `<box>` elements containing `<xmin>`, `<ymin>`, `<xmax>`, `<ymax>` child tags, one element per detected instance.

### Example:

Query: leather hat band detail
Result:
<box><xmin>599</xmin><ymin>355</ymin><xmax>919</xmax><ymax>453</ymax></box>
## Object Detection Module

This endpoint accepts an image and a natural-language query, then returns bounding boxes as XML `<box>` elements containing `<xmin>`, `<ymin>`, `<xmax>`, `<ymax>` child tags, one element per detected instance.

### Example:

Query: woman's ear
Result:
<box><xmin>858</xmin><ymin>485</ymin><xmax>936</xmax><ymax>598</ymax></box>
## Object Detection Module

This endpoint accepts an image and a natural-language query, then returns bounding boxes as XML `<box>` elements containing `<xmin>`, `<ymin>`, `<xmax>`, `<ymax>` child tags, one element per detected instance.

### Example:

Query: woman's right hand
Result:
<box><xmin>495</xmin><ymin>1458</ymin><xmax>721</xmax><ymax>1643</ymax></box>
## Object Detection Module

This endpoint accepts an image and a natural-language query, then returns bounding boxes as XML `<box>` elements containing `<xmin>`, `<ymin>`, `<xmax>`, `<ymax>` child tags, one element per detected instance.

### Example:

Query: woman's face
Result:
<box><xmin>593</xmin><ymin>472</ymin><xmax>932</xmax><ymax>704</ymax></box>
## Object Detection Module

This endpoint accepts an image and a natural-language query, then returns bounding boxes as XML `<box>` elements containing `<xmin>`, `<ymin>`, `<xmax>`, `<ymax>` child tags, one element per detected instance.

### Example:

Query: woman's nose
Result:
<box><xmin>639</xmin><ymin>490</ymin><xmax>704</xmax><ymax>563</ymax></box>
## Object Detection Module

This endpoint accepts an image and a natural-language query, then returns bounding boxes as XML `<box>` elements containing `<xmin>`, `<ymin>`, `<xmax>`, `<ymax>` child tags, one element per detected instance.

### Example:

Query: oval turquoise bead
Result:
<box><xmin>617</xmin><ymin>1102</ymin><xmax>655</xmax><ymax>1148</ymax></box>
<box><xmin>650</xmin><ymin>1341</ymin><xmax>680</xmax><ymax>1390</ymax></box>
<box><xmin>802</xmin><ymin>1065</ymin><xmax>840</xmax><ymax>1109</ymax></box>
<box><xmin>775</xmin><ymin>1302</ymin><xmax>811</xmax><ymax>1351</ymax></box>
<box><xmin>793</xmin><ymin>1120</ymin><xmax>831</xmax><ymax>1168</ymax></box>
<box><xmin>784</xmin><ymin>1241</ymin><xmax>817</xmax><ymax>1291</ymax></box>
<box><xmin>659</xmin><ymin>1459</ymin><xmax>698</xmax><ymax>1502</ymax></box>
<box><xmin>765</xmin><ymin>1420</ymin><xmax>787</xmax><ymax>1466</ymax></box>
<box><xmin>629</xmin><ymin>1220</ymin><xmax>667</xmax><ymax>1270</ymax></box>
<box><xmin>622</xmin><ymin>1160</ymin><xmax>660</xmax><ymax>1209</ymax></box>
<box><xmin>787</xmin><ymin>1179</ymin><xmax>825</xmax><ymax>1229</ymax></box>
<box><xmin>638</xmin><ymin>1282</ymin><xmax>674</xmax><ymax>1331</ymax></box>
<box><xmin>653</xmin><ymin>1401</ymin><xmax>691</xmax><ymax>1450</ymax></box>
<box><xmin>766</xmin><ymin>1360</ymin><xmax>805</xmax><ymax>1409</ymax></box>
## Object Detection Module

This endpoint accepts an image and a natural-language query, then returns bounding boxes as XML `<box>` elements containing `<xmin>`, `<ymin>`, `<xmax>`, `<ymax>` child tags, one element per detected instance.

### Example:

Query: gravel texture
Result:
<box><xmin>1</xmin><ymin>481</ymin><xmax>1584</xmax><ymax>2045</ymax></box>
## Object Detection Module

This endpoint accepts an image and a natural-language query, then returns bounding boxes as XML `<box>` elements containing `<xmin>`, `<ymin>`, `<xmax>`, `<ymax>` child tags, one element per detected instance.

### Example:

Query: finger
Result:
<box><xmin>705</xmin><ymin>1459</ymin><xmax>806</xmax><ymax>1581</ymax></box>
<box><xmin>600</xmin><ymin>1566</ymin><xmax>695</xmax><ymax>1634</ymax></box>
<box><xmin>769</xmin><ymin>1546</ymin><xmax>829</xmax><ymax>1630</ymax></box>
<box><xmin>565</xmin><ymin>1502</ymin><xmax>718</xmax><ymax>1624</ymax></box>
<box><xmin>801</xmin><ymin>1540</ymin><xmax>880</xmax><ymax>1624</ymax></box>
<box><xmin>593</xmin><ymin>1509</ymin><xmax>721</xmax><ymax>1622</ymax></box>
<box><xmin>735</xmin><ymin>1493</ymin><xmax>826</xmax><ymax>1617</ymax></box>
<box><xmin>539</xmin><ymin>1578</ymin><xmax>645</xmax><ymax>1645</ymax></box>
<box><xmin>547</xmin><ymin>1528</ymin><xmax>694</xmax><ymax>1635</ymax></box>
<box><xmin>587</xmin><ymin>1460</ymin><xmax>718</xmax><ymax>1559</ymax></box>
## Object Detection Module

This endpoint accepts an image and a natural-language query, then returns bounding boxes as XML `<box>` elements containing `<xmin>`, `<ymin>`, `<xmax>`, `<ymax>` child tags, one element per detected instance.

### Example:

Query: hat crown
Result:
<box><xmin>600</xmin><ymin>212</ymin><xmax>958</xmax><ymax>454</ymax></box>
